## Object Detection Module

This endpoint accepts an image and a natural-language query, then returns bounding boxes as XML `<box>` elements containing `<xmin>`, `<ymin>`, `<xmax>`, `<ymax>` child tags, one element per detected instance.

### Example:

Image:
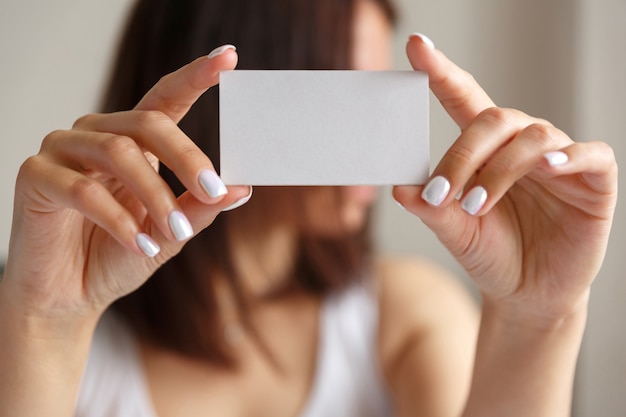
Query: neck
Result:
<box><xmin>229</xmin><ymin>222</ymin><xmax>299</xmax><ymax>300</ymax></box>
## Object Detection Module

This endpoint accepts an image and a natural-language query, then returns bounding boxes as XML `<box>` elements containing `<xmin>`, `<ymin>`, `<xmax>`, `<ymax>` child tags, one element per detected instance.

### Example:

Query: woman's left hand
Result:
<box><xmin>393</xmin><ymin>34</ymin><xmax>618</xmax><ymax>322</ymax></box>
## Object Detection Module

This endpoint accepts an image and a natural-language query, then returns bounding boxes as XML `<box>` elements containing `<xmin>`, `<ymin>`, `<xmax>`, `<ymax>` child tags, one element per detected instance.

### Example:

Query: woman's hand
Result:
<box><xmin>1</xmin><ymin>45</ymin><xmax>250</xmax><ymax>324</ymax></box>
<box><xmin>394</xmin><ymin>34</ymin><xmax>618</xmax><ymax>323</ymax></box>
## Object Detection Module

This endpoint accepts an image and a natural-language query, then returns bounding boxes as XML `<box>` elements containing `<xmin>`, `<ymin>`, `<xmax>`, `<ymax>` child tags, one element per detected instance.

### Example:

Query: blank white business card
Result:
<box><xmin>219</xmin><ymin>70</ymin><xmax>429</xmax><ymax>185</ymax></box>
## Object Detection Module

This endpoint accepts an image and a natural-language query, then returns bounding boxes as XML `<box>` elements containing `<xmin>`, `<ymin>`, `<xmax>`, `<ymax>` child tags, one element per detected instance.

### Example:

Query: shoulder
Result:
<box><xmin>374</xmin><ymin>255</ymin><xmax>477</xmax><ymax>338</ymax></box>
<box><xmin>373</xmin><ymin>255</ymin><xmax>479</xmax><ymax>416</ymax></box>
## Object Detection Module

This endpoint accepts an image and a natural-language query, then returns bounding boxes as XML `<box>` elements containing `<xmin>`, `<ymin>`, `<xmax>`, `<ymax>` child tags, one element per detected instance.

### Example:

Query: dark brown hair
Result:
<box><xmin>107</xmin><ymin>0</ymin><xmax>397</xmax><ymax>366</ymax></box>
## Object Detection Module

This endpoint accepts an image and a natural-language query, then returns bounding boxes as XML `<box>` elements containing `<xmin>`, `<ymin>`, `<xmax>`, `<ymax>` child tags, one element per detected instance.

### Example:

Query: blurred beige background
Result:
<box><xmin>0</xmin><ymin>0</ymin><xmax>624</xmax><ymax>415</ymax></box>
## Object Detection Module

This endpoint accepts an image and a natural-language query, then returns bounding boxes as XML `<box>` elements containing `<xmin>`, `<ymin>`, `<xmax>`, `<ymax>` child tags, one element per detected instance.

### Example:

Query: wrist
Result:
<box><xmin>0</xmin><ymin>283</ymin><xmax>97</xmax><ymax>417</ymax></box>
<box><xmin>465</xmin><ymin>295</ymin><xmax>588</xmax><ymax>417</ymax></box>
<box><xmin>0</xmin><ymin>278</ymin><xmax>100</xmax><ymax>342</ymax></box>
<box><xmin>480</xmin><ymin>290</ymin><xmax>589</xmax><ymax>333</ymax></box>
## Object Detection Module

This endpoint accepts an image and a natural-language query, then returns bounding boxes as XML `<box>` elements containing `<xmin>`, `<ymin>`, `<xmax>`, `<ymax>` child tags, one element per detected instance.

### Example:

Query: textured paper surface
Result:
<box><xmin>219</xmin><ymin>70</ymin><xmax>429</xmax><ymax>185</ymax></box>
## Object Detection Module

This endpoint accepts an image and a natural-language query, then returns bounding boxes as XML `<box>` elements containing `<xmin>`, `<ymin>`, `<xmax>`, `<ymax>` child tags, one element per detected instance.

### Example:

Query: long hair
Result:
<box><xmin>106</xmin><ymin>0</ymin><xmax>396</xmax><ymax>366</ymax></box>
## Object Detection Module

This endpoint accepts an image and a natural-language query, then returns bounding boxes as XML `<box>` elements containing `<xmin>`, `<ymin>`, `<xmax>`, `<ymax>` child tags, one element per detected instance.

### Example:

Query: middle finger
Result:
<box><xmin>74</xmin><ymin>110</ymin><xmax>228</xmax><ymax>204</ymax></box>
<box><xmin>422</xmin><ymin>107</ymin><xmax>540</xmax><ymax>207</ymax></box>
<box><xmin>42</xmin><ymin>129</ymin><xmax>194</xmax><ymax>242</ymax></box>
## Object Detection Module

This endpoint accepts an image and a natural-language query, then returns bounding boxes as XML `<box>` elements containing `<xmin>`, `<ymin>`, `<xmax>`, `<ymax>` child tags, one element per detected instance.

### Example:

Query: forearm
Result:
<box><xmin>0</xmin><ymin>283</ymin><xmax>97</xmax><ymax>417</ymax></box>
<box><xmin>462</xmin><ymin>296</ymin><xmax>588</xmax><ymax>417</ymax></box>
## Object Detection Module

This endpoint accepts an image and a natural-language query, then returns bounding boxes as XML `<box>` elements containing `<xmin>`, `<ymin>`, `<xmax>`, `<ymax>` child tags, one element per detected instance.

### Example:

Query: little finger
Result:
<box><xmin>23</xmin><ymin>157</ymin><xmax>160</xmax><ymax>258</ymax></box>
<box><xmin>542</xmin><ymin>141</ymin><xmax>618</xmax><ymax>203</ymax></box>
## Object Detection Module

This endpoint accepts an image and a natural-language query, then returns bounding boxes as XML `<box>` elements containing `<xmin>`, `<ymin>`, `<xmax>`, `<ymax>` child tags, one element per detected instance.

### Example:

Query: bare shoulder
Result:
<box><xmin>373</xmin><ymin>255</ymin><xmax>479</xmax><ymax>416</ymax></box>
<box><xmin>374</xmin><ymin>254</ymin><xmax>478</xmax><ymax>335</ymax></box>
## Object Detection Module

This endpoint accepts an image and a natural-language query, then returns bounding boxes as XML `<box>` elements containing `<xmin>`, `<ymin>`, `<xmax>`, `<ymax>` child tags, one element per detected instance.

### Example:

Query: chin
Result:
<box><xmin>340</xmin><ymin>204</ymin><xmax>369</xmax><ymax>233</ymax></box>
<box><xmin>326</xmin><ymin>205</ymin><xmax>371</xmax><ymax>237</ymax></box>
<box><xmin>301</xmin><ymin>206</ymin><xmax>368</xmax><ymax>238</ymax></box>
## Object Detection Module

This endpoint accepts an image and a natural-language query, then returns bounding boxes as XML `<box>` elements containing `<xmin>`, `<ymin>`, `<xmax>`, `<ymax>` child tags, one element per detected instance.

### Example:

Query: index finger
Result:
<box><xmin>135</xmin><ymin>45</ymin><xmax>238</xmax><ymax>123</ymax></box>
<box><xmin>406</xmin><ymin>34</ymin><xmax>495</xmax><ymax>130</ymax></box>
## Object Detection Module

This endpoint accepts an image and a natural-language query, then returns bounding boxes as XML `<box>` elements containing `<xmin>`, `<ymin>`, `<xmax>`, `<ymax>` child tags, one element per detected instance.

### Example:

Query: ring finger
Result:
<box><xmin>458</xmin><ymin>123</ymin><xmax>572</xmax><ymax>216</ymax></box>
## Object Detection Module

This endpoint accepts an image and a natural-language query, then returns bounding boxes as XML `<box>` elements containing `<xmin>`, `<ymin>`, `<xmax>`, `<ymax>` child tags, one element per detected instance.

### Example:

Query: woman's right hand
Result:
<box><xmin>0</xmin><ymin>45</ymin><xmax>250</xmax><ymax>324</ymax></box>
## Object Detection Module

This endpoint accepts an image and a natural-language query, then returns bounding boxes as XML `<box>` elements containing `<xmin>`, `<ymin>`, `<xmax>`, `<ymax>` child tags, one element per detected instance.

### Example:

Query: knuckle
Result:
<box><xmin>595</xmin><ymin>140</ymin><xmax>615</xmax><ymax>157</ymax></box>
<box><xmin>522</xmin><ymin>123</ymin><xmax>559</xmax><ymax>148</ymax></box>
<box><xmin>446</xmin><ymin>144</ymin><xmax>476</xmax><ymax>166</ymax></box>
<box><xmin>40</xmin><ymin>130</ymin><xmax>66</xmax><ymax>151</ymax></box>
<box><xmin>157</xmin><ymin>73</ymin><xmax>172</xmax><ymax>87</ymax></box>
<box><xmin>69</xmin><ymin>177</ymin><xmax>102</xmax><ymax>207</ymax></box>
<box><xmin>532</xmin><ymin>117</ymin><xmax>555</xmax><ymax>127</ymax></box>
<box><xmin>99</xmin><ymin>134</ymin><xmax>139</xmax><ymax>158</ymax></box>
<box><xmin>477</xmin><ymin>107</ymin><xmax>522</xmax><ymax>127</ymax></box>
<box><xmin>163</xmin><ymin>100</ymin><xmax>189</xmax><ymax>117</ymax></box>
<box><xmin>17</xmin><ymin>155</ymin><xmax>45</xmax><ymax>182</ymax></box>
<box><xmin>134</xmin><ymin>109</ymin><xmax>171</xmax><ymax>128</ymax></box>
<box><xmin>461</xmin><ymin>68</ymin><xmax>477</xmax><ymax>84</ymax></box>
<box><xmin>110</xmin><ymin>206</ymin><xmax>134</xmax><ymax>232</ymax></box>
<box><xmin>72</xmin><ymin>113</ymin><xmax>97</xmax><ymax>129</ymax></box>
<box><xmin>594</xmin><ymin>141</ymin><xmax>618</xmax><ymax>168</ymax></box>
<box><xmin>435</xmin><ymin>68</ymin><xmax>476</xmax><ymax>111</ymax></box>
<box><xmin>440</xmin><ymin>73</ymin><xmax>473</xmax><ymax>111</ymax></box>
<box><xmin>152</xmin><ymin>79</ymin><xmax>189</xmax><ymax>116</ymax></box>
<box><xmin>487</xmin><ymin>154</ymin><xmax>517</xmax><ymax>178</ymax></box>
<box><xmin>175</xmin><ymin>142</ymin><xmax>203</xmax><ymax>164</ymax></box>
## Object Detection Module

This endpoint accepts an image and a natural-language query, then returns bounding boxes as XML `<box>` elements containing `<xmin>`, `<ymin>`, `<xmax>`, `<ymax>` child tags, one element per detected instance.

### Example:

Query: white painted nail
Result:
<box><xmin>207</xmin><ymin>44</ymin><xmax>236</xmax><ymax>59</ymax></box>
<box><xmin>136</xmin><ymin>233</ymin><xmax>160</xmax><ymax>257</ymax></box>
<box><xmin>222</xmin><ymin>187</ymin><xmax>253</xmax><ymax>212</ymax></box>
<box><xmin>168</xmin><ymin>211</ymin><xmax>194</xmax><ymax>241</ymax></box>
<box><xmin>421</xmin><ymin>176</ymin><xmax>450</xmax><ymax>206</ymax></box>
<box><xmin>461</xmin><ymin>186</ymin><xmax>488</xmax><ymax>215</ymax></box>
<box><xmin>199</xmin><ymin>169</ymin><xmax>228</xmax><ymax>198</ymax></box>
<box><xmin>543</xmin><ymin>151</ymin><xmax>569</xmax><ymax>167</ymax></box>
<box><xmin>409</xmin><ymin>32</ymin><xmax>435</xmax><ymax>49</ymax></box>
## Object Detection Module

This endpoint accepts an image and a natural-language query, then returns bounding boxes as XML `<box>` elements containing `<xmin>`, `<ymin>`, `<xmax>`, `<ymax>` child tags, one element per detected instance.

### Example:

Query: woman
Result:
<box><xmin>0</xmin><ymin>0</ymin><xmax>617</xmax><ymax>416</ymax></box>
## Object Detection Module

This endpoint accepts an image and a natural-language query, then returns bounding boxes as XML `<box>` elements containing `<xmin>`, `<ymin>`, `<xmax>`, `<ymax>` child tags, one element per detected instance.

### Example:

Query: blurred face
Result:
<box><xmin>352</xmin><ymin>0</ymin><xmax>394</xmax><ymax>71</ymax></box>
<box><xmin>244</xmin><ymin>0</ymin><xmax>394</xmax><ymax>238</ymax></box>
<box><xmin>303</xmin><ymin>0</ymin><xmax>394</xmax><ymax>236</ymax></box>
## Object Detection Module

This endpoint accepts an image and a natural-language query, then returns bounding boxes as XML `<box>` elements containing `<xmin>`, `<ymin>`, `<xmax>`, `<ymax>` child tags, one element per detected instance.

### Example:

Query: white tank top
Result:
<box><xmin>75</xmin><ymin>284</ymin><xmax>394</xmax><ymax>417</ymax></box>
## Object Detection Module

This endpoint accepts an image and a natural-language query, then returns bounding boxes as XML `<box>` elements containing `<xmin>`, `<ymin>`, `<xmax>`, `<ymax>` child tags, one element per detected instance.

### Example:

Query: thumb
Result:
<box><xmin>135</xmin><ymin>44</ymin><xmax>238</xmax><ymax>124</ymax></box>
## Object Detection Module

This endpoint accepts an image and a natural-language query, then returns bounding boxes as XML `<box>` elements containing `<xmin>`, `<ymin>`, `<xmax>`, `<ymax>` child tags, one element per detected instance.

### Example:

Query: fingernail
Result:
<box><xmin>409</xmin><ymin>32</ymin><xmax>435</xmax><ymax>49</ymax></box>
<box><xmin>208</xmin><ymin>44</ymin><xmax>236</xmax><ymax>59</ymax></box>
<box><xmin>544</xmin><ymin>151</ymin><xmax>568</xmax><ymax>167</ymax></box>
<box><xmin>461</xmin><ymin>186</ymin><xmax>488</xmax><ymax>215</ymax></box>
<box><xmin>421</xmin><ymin>176</ymin><xmax>450</xmax><ymax>206</ymax></box>
<box><xmin>199</xmin><ymin>169</ymin><xmax>228</xmax><ymax>198</ymax></box>
<box><xmin>169</xmin><ymin>211</ymin><xmax>194</xmax><ymax>241</ymax></box>
<box><xmin>222</xmin><ymin>187</ymin><xmax>253</xmax><ymax>212</ymax></box>
<box><xmin>136</xmin><ymin>233</ymin><xmax>160</xmax><ymax>257</ymax></box>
